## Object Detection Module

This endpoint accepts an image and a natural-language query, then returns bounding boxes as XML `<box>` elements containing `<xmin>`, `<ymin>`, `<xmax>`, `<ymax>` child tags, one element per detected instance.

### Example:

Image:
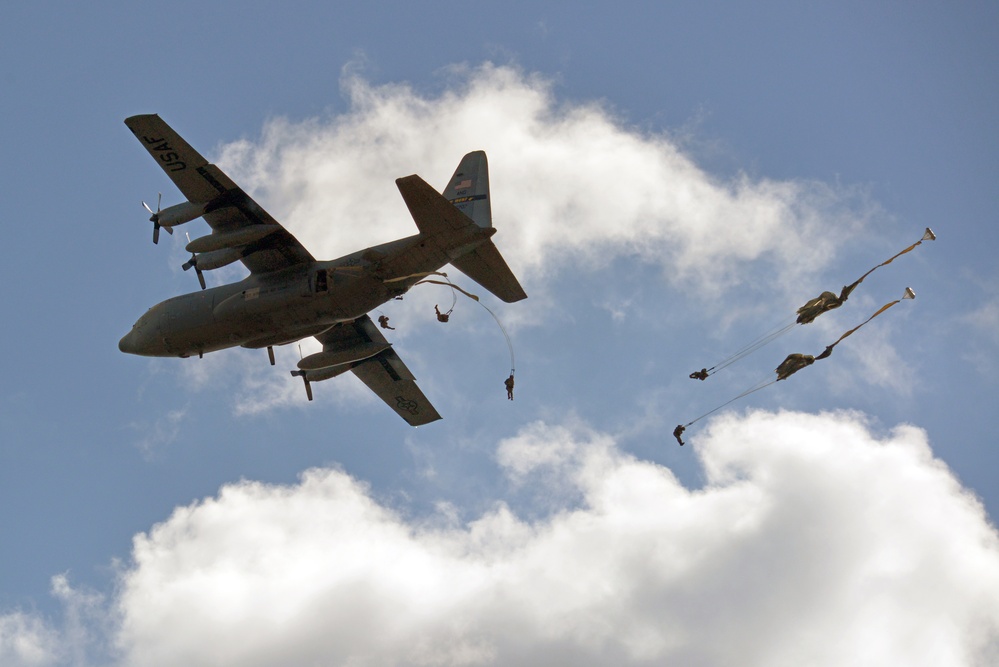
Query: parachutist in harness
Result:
<box><xmin>377</xmin><ymin>315</ymin><xmax>395</xmax><ymax>330</ymax></box>
<box><xmin>435</xmin><ymin>305</ymin><xmax>451</xmax><ymax>323</ymax></box>
<box><xmin>673</xmin><ymin>424</ymin><xmax>686</xmax><ymax>446</ymax></box>
<box><xmin>689</xmin><ymin>368</ymin><xmax>709</xmax><ymax>381</ymax></box>
<box><xmin>505</xmin><ymin>374</ymin><xmax>515</xmax><ymax>400</ymax></box>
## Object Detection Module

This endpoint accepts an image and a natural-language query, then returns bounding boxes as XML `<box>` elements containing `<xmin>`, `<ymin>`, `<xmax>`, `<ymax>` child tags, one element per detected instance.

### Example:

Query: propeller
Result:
<box><xmin>182</xmin><ymin>232</ymin><xmax>207</xmax><ymax>290</ymax></box>
<box><xmin>290</xmin><ymin>345</ymin><xmax>312</xmax><ymax>400</ymax></box>
<box><xmin>290</xmin><ymin>370</ymin><xmax>313</xmax><ymax>401</ymax></box>
<box><xmin>141</xmin><ymin>193</ymin><xmax>173</xmax><ymax>244</ymax></box>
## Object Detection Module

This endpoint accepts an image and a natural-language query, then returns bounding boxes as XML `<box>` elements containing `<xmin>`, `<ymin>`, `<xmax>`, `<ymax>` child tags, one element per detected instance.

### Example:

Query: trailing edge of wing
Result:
<box><xmin>351</xmin><ymin>355</ymin><xmax>442</xmax><ymax>426</ymax></box>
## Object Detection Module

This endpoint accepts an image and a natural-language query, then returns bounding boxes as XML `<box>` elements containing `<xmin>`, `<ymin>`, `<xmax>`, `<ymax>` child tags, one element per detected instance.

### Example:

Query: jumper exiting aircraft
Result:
<box><xmin>118</xmin><ymin>115</ymin><xmax>527</xmax><ymax>426</ymax></box>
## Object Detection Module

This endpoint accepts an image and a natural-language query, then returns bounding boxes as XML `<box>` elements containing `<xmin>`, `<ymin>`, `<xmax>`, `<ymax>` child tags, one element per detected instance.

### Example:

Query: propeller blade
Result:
<box><xmin>183</xmin><ymin>232</ymin><xmax>206</xmax><ymax>289</ymax></box>
<box><xmin>290</xmin><ymin>370</ymin><xmax>314</xmax><ymax>401</ymax></box>
<box><xmin>143</xmin><ymin>194</ymin><xmax>168</xmax><ymax>244</ymax></box>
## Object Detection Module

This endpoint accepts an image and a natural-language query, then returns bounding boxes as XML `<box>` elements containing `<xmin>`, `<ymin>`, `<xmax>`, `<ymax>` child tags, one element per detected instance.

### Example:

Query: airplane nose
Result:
<box><xmin>119</xmin><ymin>329</ymin><xmax>138</xmax><ymax>354</ymax></box>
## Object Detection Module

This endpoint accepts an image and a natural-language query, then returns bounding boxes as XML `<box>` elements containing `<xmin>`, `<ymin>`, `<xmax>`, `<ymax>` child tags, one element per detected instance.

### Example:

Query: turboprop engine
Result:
<box><xmin>183</xmin><ymin>247</ymin><xmax>243</xmax><ymax>290</ymax></box>
<box><xmin>185</xmin><ymin>224</ymin><xmax>278</xmax><ymax>254</ymax></box>
<box><xmin>288</xmin><ymin>344</ymin><xmax>392</xmax><ymax>402</ymax></box>
<box><xmin>297</xmin><ymin>342</ymin><xmax>392</xmax><ymax>371</ymax></box>
<box><xmin>180</xmin><ymin>226</ymin><xmax>279</xmax><ymax>290</ymax></box>
<box><xmin>143</xmin><ymin>196</ymin><xmax>211</xmax><ymax>244</ymax></box>
<box><xmin>290</xmin><ymin>364</ymin><xmax>354</xmax><ymax>401</ymax></box>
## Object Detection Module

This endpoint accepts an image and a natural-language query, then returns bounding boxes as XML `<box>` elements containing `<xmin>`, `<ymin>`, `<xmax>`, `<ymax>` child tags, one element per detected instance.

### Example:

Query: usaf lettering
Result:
<box><xmin>142</xmin><ymin>135</ymin><xmax>186</xmax><ymax>172</ymax></box>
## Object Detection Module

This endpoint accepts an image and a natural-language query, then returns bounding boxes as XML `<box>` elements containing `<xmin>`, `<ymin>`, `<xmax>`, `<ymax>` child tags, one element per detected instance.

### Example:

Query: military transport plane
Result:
<box><xmin>118</xmin><ymin>114</ymin><xmax>526</xmax><ymax>426</ymax></box>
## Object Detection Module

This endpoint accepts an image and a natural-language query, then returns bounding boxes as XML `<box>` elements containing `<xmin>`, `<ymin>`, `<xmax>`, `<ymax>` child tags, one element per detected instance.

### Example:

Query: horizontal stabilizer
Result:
<box><xmin>450</xmin><ymin>240</ymin><xmax>527</xmax><ymax>303</ymax></box>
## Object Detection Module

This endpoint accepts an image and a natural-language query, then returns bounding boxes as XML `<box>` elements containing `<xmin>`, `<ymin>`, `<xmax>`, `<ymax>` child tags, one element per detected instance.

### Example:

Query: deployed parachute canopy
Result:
<box><xmin>690</xmin><ymin>228</ymin><xmax>934</xmax><ymax>380</ymax></box>
<box><xmin>775</xmin><ymin>353</ymin><xmax>815</xmax><ymax>381</ymax></box>
<box><xmin>676</xmin><ymin>287</ymin><xmax>916</xmax><ymax>445</ymax></box>
<box><xmin>797</xmin><ymin>227</ymin><xmax>934</xmax><ymax>325</ymax></box>
<box><xmin>814</xmin><ymin>286</ymin><xmax>915</xmax><ymax>360</ymax></box>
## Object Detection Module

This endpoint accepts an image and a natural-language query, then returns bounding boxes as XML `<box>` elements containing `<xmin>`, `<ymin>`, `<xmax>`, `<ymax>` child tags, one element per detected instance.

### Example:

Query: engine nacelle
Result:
<box><xmin>155</xmin><ymin>200</ymin><xmax>209</xmax><ymax>228</ymax></box>
<box><xmin>192</xmin><ymin>247</ymin><xmax>243</xmax><ymax>271</ymax></box>
<box><xmin>297</xmin><ymin>342</ymin><xmax>391</xmax><ymax>371</ymax></box>
<box><xmin>303</xmin><ymin>364</ymin><xmax>355</xmax><ymax>382</ymax></box>
<box><xmin>185</xmin><ymin>224</ymin><xmax>279</xmax><ymax>254</ymax></box>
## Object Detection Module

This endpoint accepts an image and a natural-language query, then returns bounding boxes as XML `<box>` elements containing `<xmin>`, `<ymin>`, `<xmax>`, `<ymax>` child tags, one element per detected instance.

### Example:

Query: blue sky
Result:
<box><xmin>2</xmin><ymin>3</ymin><xmax>998</xmax><ymax>665</ymax></box>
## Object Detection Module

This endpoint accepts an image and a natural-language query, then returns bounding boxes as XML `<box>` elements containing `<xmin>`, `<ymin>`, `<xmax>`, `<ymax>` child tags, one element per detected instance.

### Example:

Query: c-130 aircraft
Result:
<box><xmin>118</xmin><ymin>115</ymin><xmax>526</xmax><ymax>426</ymax></box>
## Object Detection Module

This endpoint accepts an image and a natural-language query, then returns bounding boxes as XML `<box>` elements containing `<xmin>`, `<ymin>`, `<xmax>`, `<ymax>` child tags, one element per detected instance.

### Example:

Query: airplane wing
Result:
<box><xmin>124</xmin><ymin>114</ymin><xmax>314</xmax><ymax>274</ymax></box>
<box><xmin>315</xmin><ymin>316</ymin><xmax>442</xmax><ymax>426</ymax></box>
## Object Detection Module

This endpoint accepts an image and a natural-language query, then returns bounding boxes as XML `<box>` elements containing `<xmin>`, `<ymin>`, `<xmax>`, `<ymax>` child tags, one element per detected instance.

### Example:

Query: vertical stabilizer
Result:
<box><xmin>442</xmin><ymin>150</ymin><xmax>491</xmax><ymax>228</ymax></box>
<box><xmin>396</xmin><ymin>152</ymin><xmax>527</xmax><ymax>303</ymax></box>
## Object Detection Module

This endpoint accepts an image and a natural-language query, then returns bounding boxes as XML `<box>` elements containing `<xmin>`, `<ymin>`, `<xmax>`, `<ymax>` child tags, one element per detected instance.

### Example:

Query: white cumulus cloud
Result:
<box><xmin>0</xmin><ymin>612</ymin><xmax>61</xmax><ymax>667</ymax></box>
<box><xmin>216</xmin><ymin>64</ymin><xmax>868</xmax><ymax>303</ymax></box>
<box><xmin>109</xmin><ymin>411</ymin><xmax>999</xmax><ymax>666</ymax></box>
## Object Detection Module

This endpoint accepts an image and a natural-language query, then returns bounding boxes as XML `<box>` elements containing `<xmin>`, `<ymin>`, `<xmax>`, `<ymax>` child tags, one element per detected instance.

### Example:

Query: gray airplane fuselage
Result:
<box><xmin>119</xmin><ymin>233</ymin><xmax>444</xmax><ymax>358</ymax></box>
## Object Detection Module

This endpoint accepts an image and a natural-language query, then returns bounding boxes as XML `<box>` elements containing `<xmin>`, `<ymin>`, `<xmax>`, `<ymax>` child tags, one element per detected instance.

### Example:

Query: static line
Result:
<box><xmin>684</xmin><ymin>376</ymin><xmax>777</xmax><ymax>428</ymax></box>
<box><xmin>404</xmin><ymin>272</ymin><xmax>517</xmax><ymax>375</ymax></box>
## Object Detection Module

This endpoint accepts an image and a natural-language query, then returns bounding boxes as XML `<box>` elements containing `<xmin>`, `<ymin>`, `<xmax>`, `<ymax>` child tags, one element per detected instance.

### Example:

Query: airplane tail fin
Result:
<box><xmin>442</xmin><ymin>150</ymin><xmax>491</xmax><ymax>229</ymax></box>
<box><xmin>395</xmin><ymin>151</ymin><xmax>526</xmax><ymax>303</ymax></box>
